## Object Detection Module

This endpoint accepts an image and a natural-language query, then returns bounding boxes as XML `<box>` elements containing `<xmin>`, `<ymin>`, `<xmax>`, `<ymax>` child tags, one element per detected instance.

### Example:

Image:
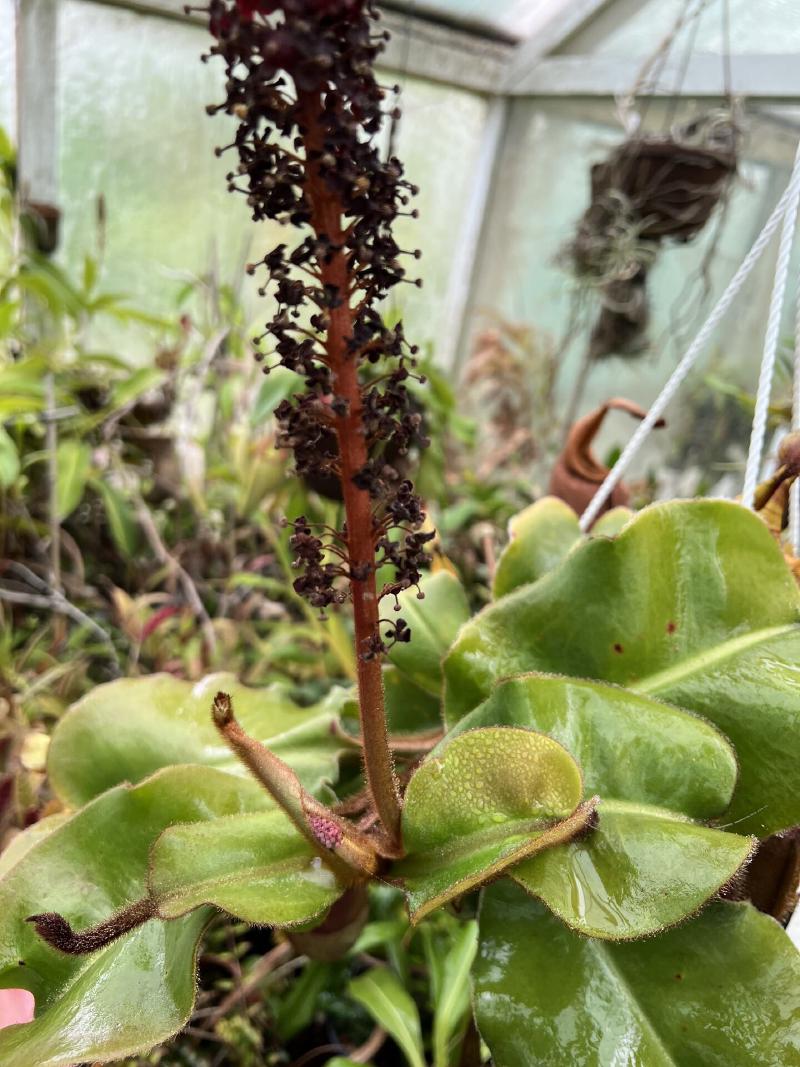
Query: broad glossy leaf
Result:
<box><xmin>396</xmin><ymin>728</ymin><xmax>589</xmax><ymax>921</ymax></box>
<box><xmin>493</xmin><ymin>497</ymin><xmax>581</xmax><ymax>599</ymax></box>
<box><xmin>54</xmin><ymin>440</ymin><xmax>92</xmax><ymax>520</ymax></box>
<box><xmin>387</xmin><ymin>571</ymin><xmax>470</xmax><ymax>696</ymax></box>
<box><xmin>48</xmin><ymin>673</ymin><xmax>351</xmax><ymax>806</ymax></box>
<box><xmin>592</xmin><ymin>505</ymin><xmax>633</xmax><ymax>537</ymax></box>
<box><xmin>475</xmin><ymin>882</ymin><xmax>800</xmax><ymax>1067</ymax></box>
<box><xmin>444</xmin><ymin>501</ymin><xmax>800</xmax><ymax>836</ymax></box>
<box><xmin>492</xmin><ymin>499</ymin><xmax>634</xmax><ymax>600</ymax></box>
<box><xmin>512</xmin><ymin>800</ymin><xmax>753</xmax><ymax>939</ymax></box>
<box><xmin>150</xmin><ymin>809</ymin><xmax>343</xmax><ymax>924</ymax></box>
<box><xmin>450</xmin><ymin>674</ymin><xmax>737</xmax><ymax>820</ymax></box>
<box><xmin>0</xmin><ymin>816</ymin><xmax>70</xmax><ymax>878</ymax></box>
<box><xmin>382</xmin><ymin>665</ymin><xmax>443</xmax><ymax>734</ymax></box>
<box><xmin>0</xmin><ymin>766</ymin><xmax>270</xmax><ymax>1066</ymax></box>
<box><xmin>349</xmin><ymin>968</ymin><xmax>426</xmax><ymax>1067</ymax></box>
<box><xmin>449</xmin><ymin>676</ymin><xmax>748</xmax><ymax>939</ymax></box>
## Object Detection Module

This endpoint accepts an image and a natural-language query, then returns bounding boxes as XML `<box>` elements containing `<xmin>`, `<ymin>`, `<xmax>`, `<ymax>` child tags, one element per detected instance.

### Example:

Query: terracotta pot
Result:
<box><xmin>549</xmin><ymin>398</ymin><xmax>665</xmax><ymax>522</ymax></box>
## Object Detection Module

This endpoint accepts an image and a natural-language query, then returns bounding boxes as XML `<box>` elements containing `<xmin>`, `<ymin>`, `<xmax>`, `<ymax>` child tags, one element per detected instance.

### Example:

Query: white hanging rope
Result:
<box><xmin>790</xmin><ymin>259</ymin><xmax>800</xmax><ymax>554</ymax></box>
<box><xmin>742</xmin><ymin>141</ymin><xmax>800</xmax><ymax>508</ymax></box>
<box><xmin>579</xmin><ymin>144</ymin><xmax>800</xmax><ymax>532</ymax></box>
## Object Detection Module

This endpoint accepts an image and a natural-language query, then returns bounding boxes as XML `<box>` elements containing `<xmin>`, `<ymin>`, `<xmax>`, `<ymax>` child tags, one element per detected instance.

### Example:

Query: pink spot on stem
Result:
<box><xmin>309</xmin><ymin>814</ymin><xmax>344</xmax><ymax>850</ymax></box>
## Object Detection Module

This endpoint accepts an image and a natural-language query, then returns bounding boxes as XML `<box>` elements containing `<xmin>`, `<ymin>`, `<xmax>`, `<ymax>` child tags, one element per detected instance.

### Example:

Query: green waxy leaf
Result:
<box><xmin>474</xmin><ymin>881</ymin><xmax>800</xmax><ymax>1067</ymax></box>
<box><xmin>349</xmin><ymin>968</ymin><xmax>426</xmax><ymax>1067</ymax></box>
<box><xmin>445</xmin><ymin>500</ymin><xmax>800</xmax><ymax>837</ymax></box>
<box><xmin>387</xmin><ymin>571</ymin><xmax>470</xmax><ymax>696</ymax></box>
<box><xmin>150</xmin><ymin>810</ymin><xmax>343</xmax><ymax>925</ymax></box>
<box><xmin>382</xmin><ymin>665</ymin><xmax>443</xmax><ymax>734</ymax></box>
<box><xmin>591</xmin><ymin>505</ymin><xmax>633</xmax><ymax>537</ymax></box>
<box><xmin>54</xmin><ymin>440</ymin><xmax>92</xmax><ymax>520</ymax></box>
<box><xmin>493</xmin><ymin>497</ymin><xmax>582</xmax><ymax>599</ymax></box>
<box><xmin>451</xmin><ymin>674</ymin><xmax>737</xmax><ymax>820</ymax></box>
<box><xmin>492</xmin><ymin>498</ymin><xmax>634</xmax><ymax>600</ymax></box>
<box><xmin>48</xmin><ymin>672</ymin><xmax>351</xmax><ymax>807</ymax></box>
<box><xmin>396</xmin><ymin>727</ymin><xmax>589</xmax><ymax>922</ymax></box>
<box><xmin>512</xmin><ymin>801</ymin><xmax>753</xmax><ymax>939</ymax></box>
<box><xmin>0</xmin><ymin>766</ymin><xmax>271</xmax><ymax>1067</ymax></box>
<box><xmin>447</xmin><ymin>675</ymin><xmax>749</xmax><ymax>939</ymax></box>
<box><xmin>0</xmin><ymin>426</ymin><xmax>20</xmax><ymax>488</ymax></box>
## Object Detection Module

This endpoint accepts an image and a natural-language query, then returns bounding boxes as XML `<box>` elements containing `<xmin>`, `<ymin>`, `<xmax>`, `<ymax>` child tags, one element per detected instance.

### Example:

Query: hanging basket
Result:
<box><xmin>590</xmin><ymin>136</ymin><xmax>737</xmax><ymax>241</ymax></box>
<box><xmin>565</xmin><ymin>118</ymin><xmax>739</xmax><ymax>361</ymax></box>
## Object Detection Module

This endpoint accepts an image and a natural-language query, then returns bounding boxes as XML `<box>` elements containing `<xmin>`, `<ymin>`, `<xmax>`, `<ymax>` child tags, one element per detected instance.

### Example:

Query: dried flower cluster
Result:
<box><xmin>203</xmin><ymin>0</ymin><xmax>432</xmax><ymax>661</ymax></box>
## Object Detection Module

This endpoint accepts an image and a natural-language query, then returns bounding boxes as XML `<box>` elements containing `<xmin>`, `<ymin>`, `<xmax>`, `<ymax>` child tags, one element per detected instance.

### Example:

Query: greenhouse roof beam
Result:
<box><xmin>503</xmin><ymin>0</ymin><xmax>616</xmax><ymax>93</ymax></box>
<box><xmin>77</xmin><ymin>0</ymin><xmax>513</xmax><ymax>94</ymax></box>
<box><xmin>509</xmin><ymin>53</ymin><xmax>800</xmax><ymax>100</ymax></box>
<box><xmin>17</xmin><ymin>0</ymin><xmax>58</xmax><ymax>206</ymax></box>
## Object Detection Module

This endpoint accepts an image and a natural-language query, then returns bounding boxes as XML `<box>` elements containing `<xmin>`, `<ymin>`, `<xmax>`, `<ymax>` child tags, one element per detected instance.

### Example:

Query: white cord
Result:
<box><xmin>579</xmin><ymin>149</ymin><xmax>800</xmax><ymax>532</ymax></box>
<box><xmin>742</xmin><ymin>141</ymin><xmax>800</xmax><ymax>508</ymax></box>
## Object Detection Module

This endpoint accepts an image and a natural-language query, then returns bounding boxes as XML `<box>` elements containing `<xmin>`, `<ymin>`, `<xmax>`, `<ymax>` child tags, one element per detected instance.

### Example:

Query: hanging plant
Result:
<box><xmin>567</xmin><ymin>110</ymin><xmax>739</xmax><ymax>361</ymax></box>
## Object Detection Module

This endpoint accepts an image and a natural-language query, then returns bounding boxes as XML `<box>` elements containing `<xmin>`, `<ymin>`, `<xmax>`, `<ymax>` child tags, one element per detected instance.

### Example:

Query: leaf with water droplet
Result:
<box><xmin>395</xmin><ymin>727</ymin><xmax>593</xmax><ymax>922</ymax></box>
<box><xmin>445</xmin><ymin>674</ymin><xmax>752</xmax><ymax>938</ymax></box>
<box><xmin>445</xmin><ymin>500</ymin><xmax>800</xmax><ymax>837</ymax></box>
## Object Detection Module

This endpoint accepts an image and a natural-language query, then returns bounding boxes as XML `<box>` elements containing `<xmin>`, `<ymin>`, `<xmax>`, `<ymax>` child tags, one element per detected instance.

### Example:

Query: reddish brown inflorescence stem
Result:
<box><xmin>204</xmin><ymin>0</ymin><xmax>432</xmax><ymax>849</ymax></box>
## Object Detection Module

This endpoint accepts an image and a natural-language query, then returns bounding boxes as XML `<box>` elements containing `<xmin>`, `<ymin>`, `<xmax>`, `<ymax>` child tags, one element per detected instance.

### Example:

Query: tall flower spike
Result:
<box><xmin>205</xmin><ymin>0</ymin><xmax>431</xmax><ymax>849</ymax></box>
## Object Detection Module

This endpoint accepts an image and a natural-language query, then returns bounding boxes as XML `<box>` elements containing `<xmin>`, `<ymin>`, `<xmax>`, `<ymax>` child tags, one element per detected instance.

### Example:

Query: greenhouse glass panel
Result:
<box><xmin>465</xmin><ymin>96</ymin><xmax>795</xmax><ymax>491</ymax></box>
<box><xmin>390</xmin><ymin>76</ymin><xmax>488</xmax><ymax>357</ymax></box>
<box><xmin>562</xmin><ymin>0</ymin><xmax>800</xmax><ymax>56</ymax></box>
<box><xmin>56</xmin><ymin>0</ymin><xmax>485</xmax><ymax>357</ymax></box>
<box><xmin>0</xmin><ymin>0</ymin><xmax>15</xmax><ymax>138</ymax></box>
<box><xmin>57</xmin><ymin>0</ymin><xmax>274</xmax><ymax>349</ymax></box>
<box><xmin>385</xmin><ymin>0</ymin><xmax>556</xmax><ymax>39</ymax></box>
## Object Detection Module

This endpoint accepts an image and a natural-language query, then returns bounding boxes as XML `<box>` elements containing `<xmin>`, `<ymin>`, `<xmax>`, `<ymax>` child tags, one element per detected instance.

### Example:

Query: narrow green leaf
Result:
<box><xmin>493</xmin><ymin>497</ymin><xmax>582</xmax><ymax>599</ymax></box>
<box><xmin>94</xmin><ymin>479</ymin><xmax>140</xmax><ymax>558</ymax></box>
<box><xmin>474</xmin><ymin>882</ymin><xmax>800</xmax><ymax>1067</ymax></box>
<box><xmin>349</xmin><ymin>968</ymin><xmax>426</xmax><ymax>1067</ymax></box>
<box><xmin>149</xmin><ymin>809</ymin><xmax>344</xmax><ymax>925</ymax></box>
<box><xmin>432</xmin><ymin>921</ymin><xmax>478</xmax><ymax>1067</ymax></box>
<box><xmin>444</xmin><ymin>500</ymin><xmax>800</xmax><ymax>837</ymax></box>
<box><xmin>387</xmin><ymin>571</ymin><xmax>470</xmax><ymax>696</ymax></box>
<box><xmin>0</xmin><ymin>426</ymin><xmax>20</xmax><ymax>488</ymax></box>
<box><xmin>48</xmin><ymin>672</ymin><xmax>352</xmax><ymax>806</ymax></box>
<box><xmin>54</xmin><ymin>440</ymin><xmax>92</xmax><ymax>520</ymax></box>
<box><xmin>275</xmin><ymin>961</ymin><xmax>335</xmax><ymax>1042</ymax></box>
<box><xmin>110</xmin><ymin>367</ymin><xmax>166</xmax><ymax>410</ymax></box>
<box><xmin>396</xmin><ymin>727</ymin><xmax>589</xmax><ymax>921</ymax></box>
